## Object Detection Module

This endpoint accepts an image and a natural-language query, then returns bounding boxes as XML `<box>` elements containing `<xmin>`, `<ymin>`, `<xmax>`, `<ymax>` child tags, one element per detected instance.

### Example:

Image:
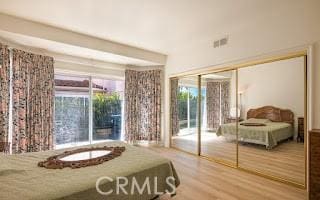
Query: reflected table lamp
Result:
<box><xmin>230</xmin><ymin>107</ymin><xmax>241</xmax><ymax>119</ymax></box>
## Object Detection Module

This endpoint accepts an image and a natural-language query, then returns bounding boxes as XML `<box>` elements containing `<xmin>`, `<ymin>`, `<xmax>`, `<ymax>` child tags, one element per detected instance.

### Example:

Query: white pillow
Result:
<box><xmin>245</xmin><ymin>118</ymin><xmax>271</xmax><ymax>124</ymax></box>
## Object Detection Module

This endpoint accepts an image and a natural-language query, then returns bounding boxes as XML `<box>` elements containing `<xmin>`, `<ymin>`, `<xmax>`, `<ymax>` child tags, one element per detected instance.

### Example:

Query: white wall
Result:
<box><xmin>237</xmin><ymin>57</ymin><xmax>304</xmax><ymax>136</ymax></box>
<box><xmin>164</xmin><ymin>0</ymin><xmax>320</xmax><ymax>147</ymax></box>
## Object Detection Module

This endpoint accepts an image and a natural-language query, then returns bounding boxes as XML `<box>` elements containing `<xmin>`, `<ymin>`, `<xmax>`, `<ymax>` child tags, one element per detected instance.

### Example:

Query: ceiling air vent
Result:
<box><xmin>213</xmin><ymin>36</ymin><xmax>229</xmax><ymax>48</ymax></box>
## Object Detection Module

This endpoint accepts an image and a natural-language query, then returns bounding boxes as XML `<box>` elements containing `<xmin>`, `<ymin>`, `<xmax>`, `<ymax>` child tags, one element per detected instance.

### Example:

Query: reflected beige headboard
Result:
<box><xmin>247</xmin><ymin>106</ymin><xmax>294</xmax><ymax>126</ymax></box>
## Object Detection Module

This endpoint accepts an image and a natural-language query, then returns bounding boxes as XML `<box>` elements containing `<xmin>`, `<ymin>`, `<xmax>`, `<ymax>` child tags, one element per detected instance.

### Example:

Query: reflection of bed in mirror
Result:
<box><xmin>217</xmin><ymin>106</ymin><xmax>294</xmax><ymax>149</ymax></box>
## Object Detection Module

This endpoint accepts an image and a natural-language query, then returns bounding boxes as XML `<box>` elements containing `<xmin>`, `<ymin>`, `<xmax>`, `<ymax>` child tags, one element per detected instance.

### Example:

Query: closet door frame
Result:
<box><xmin>169</xmin><ymin>75</ymin><xmax>201</xmax><ymax>155</ymax></box>
<box><xmin>197</xmin><ymin>70</ymin><xmax>238</xmax><ymax>168</ymax></box>
<box><xmin>169</xmin><ymin>50</ymin><xmax>309</xmax><ymax>189</ymax></box>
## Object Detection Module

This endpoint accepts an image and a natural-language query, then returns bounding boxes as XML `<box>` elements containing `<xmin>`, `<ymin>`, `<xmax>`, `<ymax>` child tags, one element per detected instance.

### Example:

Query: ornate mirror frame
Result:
<box><xmin>38</xmin><ymin>146</ymin><xmax>125</xmax><ymax>169</ymax></box>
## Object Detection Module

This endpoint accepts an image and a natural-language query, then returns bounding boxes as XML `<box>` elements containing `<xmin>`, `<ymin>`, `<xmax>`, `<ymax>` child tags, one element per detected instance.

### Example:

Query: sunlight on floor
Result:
<box><xmin>172</xmin><ymin>128</ymin><xmax>223</xmax><ymax>142</ymax></box>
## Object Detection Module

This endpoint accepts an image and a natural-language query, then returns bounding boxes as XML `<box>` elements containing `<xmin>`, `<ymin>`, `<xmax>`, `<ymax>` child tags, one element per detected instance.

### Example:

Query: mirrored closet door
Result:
<box><xmin>170</xmin><ymin>52</ymin><xmax>307</xmax><ymax>188</ymax></box>
<box><xmin>237</xmin><ymin>56</ymin><xmax>306</xmax><ymax>186</ymax></box>
<box><xmin>200</xmin><ymin>70</ymin><xmax>237</xmax><ymax>165</ymax></box>
<box><xmin>170</xmin><ymin>76</ymin><xmax>199</xmax><ymax>154</ymax></box>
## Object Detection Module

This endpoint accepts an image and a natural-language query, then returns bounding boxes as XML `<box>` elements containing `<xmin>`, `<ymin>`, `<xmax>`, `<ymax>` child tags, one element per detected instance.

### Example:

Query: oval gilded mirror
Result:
<box><xmin>60</xmin><ymin>150</ymin><xmax>111</xmax><ymax>162</ymax></box>
<box><xmin>38</xmin><ymin>146</ymin><xmax>125</xmax><ymax>169</ymax></box>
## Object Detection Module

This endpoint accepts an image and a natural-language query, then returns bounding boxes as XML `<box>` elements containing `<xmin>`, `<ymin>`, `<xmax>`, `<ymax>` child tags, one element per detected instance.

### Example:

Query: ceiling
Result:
<box><xmin>0</xmin><ymin>0</ymin><xmax>312</xmax><ymax>67</ymax></box>
<box><xmin>0</xmin><ymin>0</ymin><xmax>273</xmax><ymax>55</ymax></box>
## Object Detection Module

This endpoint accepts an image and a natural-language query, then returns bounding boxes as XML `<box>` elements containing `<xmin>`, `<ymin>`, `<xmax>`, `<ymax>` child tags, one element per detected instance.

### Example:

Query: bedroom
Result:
<box><xmin>1</xmin><ymin>1</ymin><xmax>320</xmax><ymax>200</ymax></box>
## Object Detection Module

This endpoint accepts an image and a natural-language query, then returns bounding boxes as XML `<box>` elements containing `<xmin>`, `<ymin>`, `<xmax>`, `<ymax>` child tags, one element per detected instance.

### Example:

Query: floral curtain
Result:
<box><xmin>0</xmin><ymin>43</ymin><xmax>10</xmax><ymax>144</ymax></box>
<box><xmin>206</xmin><ymin>81</ymin><xmax>220</xmax><ymax>130</ymax></box>
<box><xmin>206</xmin><ymin>80</ymin><xmax>230</xmax><ymax>130</ymax></box>
<box><xmin>12</xmin><ymin>49</ymin><xmax>54</xmax><ymax>153</ymax></box>
<box><xmin>124</xmin><ymin>70</ymin><xmax>138</xmax><ymax>142</ymax></box>
<box><xmin>221</xmin><ymin>81</ymin><xmax>231</xmax><ymax>124</ymax></box>
<box><xmin>125</xmin><ymin>69</ymin><xmax>161</xmax><ymax>143</ymax></box>
<box><xmin>170</xmin><ymin>78</ymin><xmax>179</xmax><ymax>136</ymax></box>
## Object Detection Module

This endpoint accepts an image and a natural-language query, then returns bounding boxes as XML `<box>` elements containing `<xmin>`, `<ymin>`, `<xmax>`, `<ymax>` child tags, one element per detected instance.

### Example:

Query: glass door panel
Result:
<box><xmin>54</xmin><ymin>75</ymin><xmax>90</xmax><ymax>147</ymax></box>
<box><xmin>200</xmin><ymin>70</ymin><xmax>237</xmax><ymax>165</ymax></box>
<box><xmin>92</xmin><ymin>78</ymin><xmax>124</xmax><ymax>141</ymax></box>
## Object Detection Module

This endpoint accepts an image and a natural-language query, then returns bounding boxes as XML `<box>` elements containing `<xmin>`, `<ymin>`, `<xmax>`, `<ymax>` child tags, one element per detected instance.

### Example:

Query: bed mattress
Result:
<box><xmin>216</xmin><ymin>121</ymin><xmax>293</xmax><ymax>148</ymax></box>
<box><xmin>0</xmin><ymin>141</ymin><xmax>180</xmax><ymax>200</ymax></box>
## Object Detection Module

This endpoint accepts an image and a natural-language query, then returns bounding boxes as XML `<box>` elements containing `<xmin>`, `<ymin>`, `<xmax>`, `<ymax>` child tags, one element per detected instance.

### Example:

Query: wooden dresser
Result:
<box><xmin>297</xmin><ymin>117</ymin><xmax>304</xmax><ymax>142</ymax></box>
<box><xmin>310</xmin><ymin>129</ymin><xmax>320</xmax><ymax>200</ymax></box>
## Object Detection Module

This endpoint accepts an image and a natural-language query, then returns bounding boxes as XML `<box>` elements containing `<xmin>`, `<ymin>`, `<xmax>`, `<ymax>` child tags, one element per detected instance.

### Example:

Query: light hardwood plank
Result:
<box><xmin>172</xmin><ymin>132</ymin><xmax>305</xmax><ymax>184</ymax></box>
<box><xmin>146</xmin><ymin>146</ymin><xmax>307</xmax><ymax>200</ymax></box>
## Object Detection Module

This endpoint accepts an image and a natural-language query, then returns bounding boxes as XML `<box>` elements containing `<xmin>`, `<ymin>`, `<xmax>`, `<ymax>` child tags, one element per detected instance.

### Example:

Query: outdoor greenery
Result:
<box><xmin>93</xmin><ymin>92</ymin><xmax>122</xmax><ymax>128</ymax></box>
<box><xmin>178</xmin><ymin>90</ymin><xmax>196</xmax><ymax>121</ymax></box>
<box><xmin>177</xmin><ymin>87</ymin><xmax>206</xmax><ymax>129</ymax></box>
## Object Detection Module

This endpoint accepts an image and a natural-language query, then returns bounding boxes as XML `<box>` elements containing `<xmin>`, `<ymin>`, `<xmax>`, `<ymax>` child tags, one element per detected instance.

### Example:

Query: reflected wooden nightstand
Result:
<box><xmin>297</xmin><ymin>117</ymin><xmax>304</xmax><ymax>142</ymax></box>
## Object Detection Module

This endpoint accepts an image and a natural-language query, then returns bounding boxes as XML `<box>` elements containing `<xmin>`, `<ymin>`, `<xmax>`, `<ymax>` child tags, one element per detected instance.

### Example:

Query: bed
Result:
<box><xmin>216</xmin><ymin>106</ymin><xmax>294</xmax><ymax>149</ymax></box>
<box><xmin>0</xmin><ymin>141</ymin><xmax>180</xmax><ymax>200</ymax></box>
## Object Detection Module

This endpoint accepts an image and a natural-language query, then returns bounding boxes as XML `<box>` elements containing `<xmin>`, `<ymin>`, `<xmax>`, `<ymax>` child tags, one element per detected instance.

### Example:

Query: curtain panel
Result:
<box><xmin>125</xmin><ymin>69</ymin><xmax>161</xmax><ymax>143</ymax></box>
<box><xmin>0</xmin><ymin>43</ymin><xmax>10</xmax><ymax>144</ymax></box>
<box><xmin>170</xmin><ymin>78</ymin><xmax>179</xmax><ymax>136</ymax></box>
<box><xmin>220</xmin><ymin>81</ymin><xmax>231</xmax><ymax>124</ymax></box>
<box><xmin>12</xmin><ymin>49</ymin><xmax>54</xmax><ymax>153</ymax></box>
<box><xmin>206</xmin><ymin>82</ymin><xmax>220</xmax><ymax>130</ymax></box>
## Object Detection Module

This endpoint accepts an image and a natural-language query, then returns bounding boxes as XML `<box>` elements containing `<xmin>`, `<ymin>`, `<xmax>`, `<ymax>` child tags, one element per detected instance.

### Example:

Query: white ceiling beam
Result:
<box><xmin>0</xmin><ymin>12</ymin><xmax>167</xmax><ymax>64</ymax></box>
<box><xmin>0</xmin><ymin>35</ymin><xmax>126</xmax><ymax>71</ymax></box>
<box><xmin>55</xmin><ymin>61</ymin><xmax>125</xmax><ymax>80</ymax></box>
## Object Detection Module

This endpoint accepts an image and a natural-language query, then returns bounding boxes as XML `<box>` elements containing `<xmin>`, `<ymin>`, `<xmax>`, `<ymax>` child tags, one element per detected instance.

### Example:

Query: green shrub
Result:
<box><xmin>93</xmin><ymin>92</ymin><xmax>121</xmax><ymax>128</ymax></box>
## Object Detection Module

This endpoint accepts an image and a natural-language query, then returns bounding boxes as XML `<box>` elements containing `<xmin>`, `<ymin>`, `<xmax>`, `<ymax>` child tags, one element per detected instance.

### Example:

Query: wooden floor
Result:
<box><xmin>172</xmin><ymin>132</ymin><xmax>305</xmax><ymax>185</ymax></box>
<box><xmin>146</xmin><ymin>146</ymin><xmax>307</xmax><ymax>200</ymax></box>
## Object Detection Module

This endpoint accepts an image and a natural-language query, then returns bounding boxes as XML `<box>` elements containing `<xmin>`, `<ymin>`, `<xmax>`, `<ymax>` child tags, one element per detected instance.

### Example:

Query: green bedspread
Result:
<box><xmin>0</xmin><ymin>141</ymin><xmax>180</xmax><ymax>200</ymax></box>
<box><xmin>216</xmin><ymin>121</ymin><xmax>293</xmax><ymax>148</ymax></box>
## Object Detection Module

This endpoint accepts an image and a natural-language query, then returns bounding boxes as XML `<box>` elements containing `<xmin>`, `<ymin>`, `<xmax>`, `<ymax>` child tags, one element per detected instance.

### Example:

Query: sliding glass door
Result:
<box><xmin>92</xmin><ymin>78</ymin><xmax>124</xmax><ymax>141</ymax></box>
<box><xmin>54</xmin><ymin>75</ymin><xmax>90</xmax><ymax>147</ymax></box>
<box><xmin>54</xmin><ymin>74</ymin><xmax>124</xmax><ymax>148</ymax></box>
